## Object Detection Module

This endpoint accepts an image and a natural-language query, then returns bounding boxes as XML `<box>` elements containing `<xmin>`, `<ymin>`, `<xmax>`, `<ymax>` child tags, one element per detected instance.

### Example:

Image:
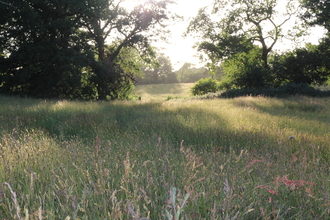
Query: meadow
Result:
<box><xmin>133</xmin><ymin>83</ymin><xmax>194</xmax><ymax>101</ymax></box>
<box><xmin>0</xmin><ymin>85</ymin><xmax>330</xmax><ymax>219</ymax></box>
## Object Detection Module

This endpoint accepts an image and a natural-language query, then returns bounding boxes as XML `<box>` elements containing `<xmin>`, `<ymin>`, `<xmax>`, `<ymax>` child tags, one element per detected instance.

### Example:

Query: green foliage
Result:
<box><xmin>186</xmin><ymin>0</ymin><xmax>302</xmax><ymax>69</ymax></box>
<box><xmin>0</xmin><ymin>0</ymin><xmax>175</xmax><ymax>100</ymax></box>
<box><xmin>218</xmin><ymin>39</ymin><xmax>330</xmax><ymax>91</ymax></box>
<box><xmin>113</xmin><ymin>47</ymin><xmax>146</xmax><ymax>78</ymax></box>
<box><xmin>107</xmin><ymin>75</ymin><xmax>136</xmax><ymax>100</ymax></box>
<box><xmin>175</xmin><ymin>63</ymin><xmax>212</xmax><ymax>83</ymax></box>
<box><xmin>80</xmin><ymin>0</ymin><xmax>175</xmax><ymax>100</ymax></box>
<box><xmin>220</xmin><ymin>47</ymin><xmax>272</xmax><ymax>89</ymax></box>
<box><xmin>191</xmin><ymin>78</ymin><xmax>219</xmax><ymax>96</ymax></box>
<box><xmin>301</xmin><ymin>0</ymin><xmax>330</xmax><ymax>32</ymax></box>
<box><xmin>217</xmin><ymin>83</ymin><xmax>330</xmax><ymax>98</ymax></box>
<box><xmin>271</xmin><ymin>40</ymin><xmax>330</xmax><ymax>86</ymax></box>
<box><xmin>0</xmin><ymin>0</ymin><xmax>90</xmax><ymax>99</ymax></box>
<box><xmin>136</xmin><ymin>53</ymin><xmax>178</xmax><ymax>85</ymax></box>
<box><xmin>186</xmin><ymin>0</ymin><xmax>314</xmax><ymax>95</ymax></box>
<box><xmin>165</xmin><ymin>187</ymin><xmax>190</xmax><ymax>220</ymax></box>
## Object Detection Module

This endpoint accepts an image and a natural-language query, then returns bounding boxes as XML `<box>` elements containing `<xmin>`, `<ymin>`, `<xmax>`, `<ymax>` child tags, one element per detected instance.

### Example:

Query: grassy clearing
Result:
<box><xmin>0</xmin><ymin>94</ymin><xmax>330</xmax><ymax>219</ymax></box>
<box><xmin>133</xmin><ymin>83</ymin><xmax>194</xmax><ymax>101</ymax></box>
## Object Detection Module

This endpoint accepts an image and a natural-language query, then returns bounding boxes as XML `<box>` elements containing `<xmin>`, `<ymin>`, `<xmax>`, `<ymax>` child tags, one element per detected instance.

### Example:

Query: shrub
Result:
<box><xmin>218</xmin><ymin>83</ymin><xmax>330</xmax><ymax>98</ymax></box>
<box><xmin>270</xmin><ymin>47</ymin><xmax>330</xmax><ymax>86</ymax></box>
<box><xmin>191</xmin><ymin>78</ymin><xmax>219</xmax><ymax>96</ymax></box>
<box><xmin>221</xmin><ymin>47</ymin><xmax>273</xmax><ymax>89</ymax></box>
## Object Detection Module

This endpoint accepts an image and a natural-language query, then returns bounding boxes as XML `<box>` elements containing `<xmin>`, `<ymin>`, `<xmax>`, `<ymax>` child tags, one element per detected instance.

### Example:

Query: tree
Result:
<box><xmin>220</xmin><ymin>47</ymin><xmax>272</xmax><ymax>89</ymax></box>
<box><xmin>175</xmin><ymin>63</ymin><xmax>210</xmax><ymax>83</ymax></box>
<box><xmin>186</xmin><ymin>0</ymin><xmax>302</xmax><ymax>69</ymax></box>
<box><xmin>0</xmin><ymin>0</ymin><xmax>90</xmax><ymax>98</ymax></box>
<box><xmin>137</xmin><ymin>53</ymin><xmax>178</xmax><ymax>84</ymax></box>
<box><xmin>298</xmin><ymin>0</ymin><xmax>330</xmax><ymax>85</ymax></box>
<box><xmin>301</xmin><ymin>0</ymin><xmax>330</xmax><ymax>32</ymax></box>
<box><xmin>271</xmin><ymin>41</ymin><xmax>330</xmax><ymax>86</ymax></box>
<box><xmin>0</xmin><ymin>0</ymin><xmax>176</xmax><ymax>100</ymax></box>
<box><xmin>80</xmin><ymin>0</ymin><xmax>175</xmax><ymax>99</ymax></box>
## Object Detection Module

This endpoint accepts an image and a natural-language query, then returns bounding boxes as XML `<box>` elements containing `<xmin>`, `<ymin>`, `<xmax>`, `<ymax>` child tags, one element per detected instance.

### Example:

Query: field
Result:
<box><xmin>133</xmin><ymin>83</ymin><xmax>194</xmax><ymax>101</ymax></box>
<box><xmin>0</xmin><ymin>86</ymin><xmax>330</xmax><ymax>219</ymax></box>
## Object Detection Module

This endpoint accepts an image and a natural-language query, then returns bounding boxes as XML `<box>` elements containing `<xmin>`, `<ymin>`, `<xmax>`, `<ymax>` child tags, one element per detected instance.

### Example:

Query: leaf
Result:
<box><xmin>170</xmin><ymin>187</ymin><xmax>176</xmax><ymax>208</ymax></box>
<box><xmin>181</xmin><ymin>193</ymin><xmax>190</xmax><ymax>209</ymax></box>
<box><xmin>165</xmin><ymin>209</ymin><xmax>172</xmax><ymax>220</ymax></box>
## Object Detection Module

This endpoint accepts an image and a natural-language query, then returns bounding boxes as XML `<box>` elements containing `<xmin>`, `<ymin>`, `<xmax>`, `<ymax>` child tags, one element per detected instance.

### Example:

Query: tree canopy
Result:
<box><xmin>136</xmin><ymin>53</ymin><xmax>178</xmax><ymax>85</ymax></box>
<box><xmin>1</xmin><ymin>0</ymin><xmax>329</xmax><ymax>99</ymax></box>
<box><xmin>175</xmin><ymin>63</ymin><xmax>211</xmax><ymax>83</ymax></box>
<box><xmin>301</xmin><ymin>0</ymin><xmax>330</xmax><ymax>32</ymax></box>
<box><xmin>0</xmin><ymin>0</ymin><xmax>175</xmax><ymax>100</ymax></box>
<box><xmin>0</xmin><ymin>0</ymin><xmax>88</xmax><ymax>98</ymax></box>
<box><xmin>186</xmin><ymin>0</ymin><xmax>303</xmax><ymax>69</ymax></box>
<box><xmin>186</xmin><ymin>0</ymin><xmax>330</xmax><ymax>91</ymax></box>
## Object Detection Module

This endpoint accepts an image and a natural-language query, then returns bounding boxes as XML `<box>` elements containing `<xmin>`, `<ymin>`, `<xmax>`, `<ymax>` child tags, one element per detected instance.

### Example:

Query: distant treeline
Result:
<box><xmin>135</xmin><ymin>55</ymin><xmax>218</xmax><ymax>85</ymax></box>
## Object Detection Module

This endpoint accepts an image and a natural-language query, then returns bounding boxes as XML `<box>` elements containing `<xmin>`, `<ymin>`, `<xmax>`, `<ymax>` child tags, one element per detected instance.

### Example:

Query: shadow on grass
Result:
<box><xmin>231</xmin><ymin>96</ymin><xmax>330</xmax><ymax>123</ymax></box>
<box><xmin>109</xmin><ymin>103</ymin><xmax>277</xmax><ymax>153</ymax></box>
<box><xmin>1</xmin><ymin>95</ymin><xmax>330</xmax><ymax>220</ymax></box>
<box><xmin>0</xmin><ymin>96</ymin><xmax>284</xmax><ymax>155</ymax></box>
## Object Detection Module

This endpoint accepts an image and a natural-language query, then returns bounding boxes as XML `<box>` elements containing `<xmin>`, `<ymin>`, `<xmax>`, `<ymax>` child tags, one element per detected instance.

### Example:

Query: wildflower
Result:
<box><xmin>247</xmin><ymin>158</ymin><xmax>264</xmax><ymax>166</ymax></box>
<box><xmin>277</xmin><ymin>175</ymin><xmax>315</xmax><ymax>190</ymax></box>
<box><xmin>214</xmin><ymin>146</ymin><xmax>220</xmax><ymax>155</ymax></box>
<box><xmin>245</xmin><ymin>158</ymin><xmax>264</xmax><ymax>169</ymax></box>
<box><xmin>257</xmin><ymin>185</ymin><xmax>279</xmax><ymax>195</ymax></box>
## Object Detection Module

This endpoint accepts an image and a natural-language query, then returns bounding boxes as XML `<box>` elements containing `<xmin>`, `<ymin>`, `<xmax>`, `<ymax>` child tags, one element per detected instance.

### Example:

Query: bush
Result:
<box><xmin>218</xmin><ymin>83</ymin><xmax>330</xmax><ymax>98</ymax></box>
<box><xmin>191</xmin><ymin>78</ymin><xmax>219</xmax><ymax>96</ymax></box>
<box><xmin>270</xmin><ymin>46</ymin><xmax>330</xmax><ymax>86</ymax></box>
<box><xmin>221</xmin><ymin>47</ymin><xmax>273</xmax><ymax>89</ymax></box>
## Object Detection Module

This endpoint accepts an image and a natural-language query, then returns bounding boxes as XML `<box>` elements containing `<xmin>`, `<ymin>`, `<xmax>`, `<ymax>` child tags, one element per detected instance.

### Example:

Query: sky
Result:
<box><xmin>156</xmin><ymin>0</ymin><xmax>214</xmax><ymax>70</ymax></box>
<box><xmin>124</xmin><ymin>0</ymin><xmax>326</xmax><ymax>71</ymax></box>
<box><xmin>123</xmin><ymin>0</ymin><xmax>214</xmax><ymax>69</ymax></box>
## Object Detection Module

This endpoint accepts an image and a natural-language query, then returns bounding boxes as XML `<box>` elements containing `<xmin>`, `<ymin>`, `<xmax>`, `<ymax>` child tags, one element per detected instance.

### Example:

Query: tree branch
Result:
<box><xmin>108</xmin><ymin>26</ymin><xmax>139</xmax><ymax>62</ymax></box>
<box><xmin>0</xmin><ymin>0</ymin><xmax>16</xmax><ymax>8</ymax></box>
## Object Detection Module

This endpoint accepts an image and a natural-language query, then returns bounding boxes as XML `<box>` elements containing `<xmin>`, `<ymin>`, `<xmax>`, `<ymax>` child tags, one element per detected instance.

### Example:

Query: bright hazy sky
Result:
<box><xmin>157</xmin><ymin>0</ymin><xmax>214</xmax><ymax>70</ymax></box>
<box><xmin>124</xmin><ymin>0</ymin><xmax>326</xmax><ymax>70</ymax></box>
<box><xmin>122</xmin><ymin>0</ymin><xmax>214</xmax><ymax>70</ymax></box>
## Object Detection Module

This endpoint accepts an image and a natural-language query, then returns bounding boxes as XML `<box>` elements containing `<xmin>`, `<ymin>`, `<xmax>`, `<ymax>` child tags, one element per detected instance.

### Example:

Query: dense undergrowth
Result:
<box><xmin>190</xmin><ymin>82</ymin><xmax>330</xmax><ymax>99</ymax></box>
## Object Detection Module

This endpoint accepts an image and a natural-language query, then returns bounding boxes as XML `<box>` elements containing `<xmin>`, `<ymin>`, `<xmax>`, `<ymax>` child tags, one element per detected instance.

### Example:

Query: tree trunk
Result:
<box><xmin>95</xmin><ymin>35</ymin><xmax>109</xmax><ymax>100</ymax></box>
<box><xmin>96</xmin><ymin>35</ymin><xmax>105</xmax><ymax>62</ymax></box>
<box><xmin>261</xmin><ymin>47</ymin><xmax>269</xmax><ymax>69</ymax></box>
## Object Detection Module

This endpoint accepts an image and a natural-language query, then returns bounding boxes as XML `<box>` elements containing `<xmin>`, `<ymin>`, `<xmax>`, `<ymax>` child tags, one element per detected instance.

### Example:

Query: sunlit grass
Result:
<box><xmin>0</xmin><ymin>94</ymin><xmax>329</xmax><ymax>219</ymax></box>
<box><xmin>133</xmin><ymin>83</ymin><xmax>194</xmax><ymax>101</ymax></box>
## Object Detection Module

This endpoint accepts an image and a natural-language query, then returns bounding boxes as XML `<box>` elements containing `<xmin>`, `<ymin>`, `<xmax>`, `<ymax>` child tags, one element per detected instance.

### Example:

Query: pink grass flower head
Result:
<box><xmin>278</xmin><ymin>175</ymin><xmax>315</xmax><ymax>190</ymax></box>
<box><xmin>257</xmin><ymin>185</ymin><xmax>279</xmax><ymax>195</ymax></box>
<box><xmin>266</xmin><ymin>189</ymin><xmax>279</xmax><ymax>195</ymax></box>
<box><xmin>245</xmin><ymin>158</ymin><xmax>264</xmax><ymax>170</ymax></box>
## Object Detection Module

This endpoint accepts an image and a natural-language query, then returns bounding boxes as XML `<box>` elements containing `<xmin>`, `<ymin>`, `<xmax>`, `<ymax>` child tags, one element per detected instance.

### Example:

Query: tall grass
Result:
<box><xmin>133</xmin><ymin>83</ymin><xmax>194</xmax><ymax>101</ymax></box>
<box><xmin>0</xmin><ymin>95</ymin><xmax>329</xmax><ymax>219</ymax></box>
